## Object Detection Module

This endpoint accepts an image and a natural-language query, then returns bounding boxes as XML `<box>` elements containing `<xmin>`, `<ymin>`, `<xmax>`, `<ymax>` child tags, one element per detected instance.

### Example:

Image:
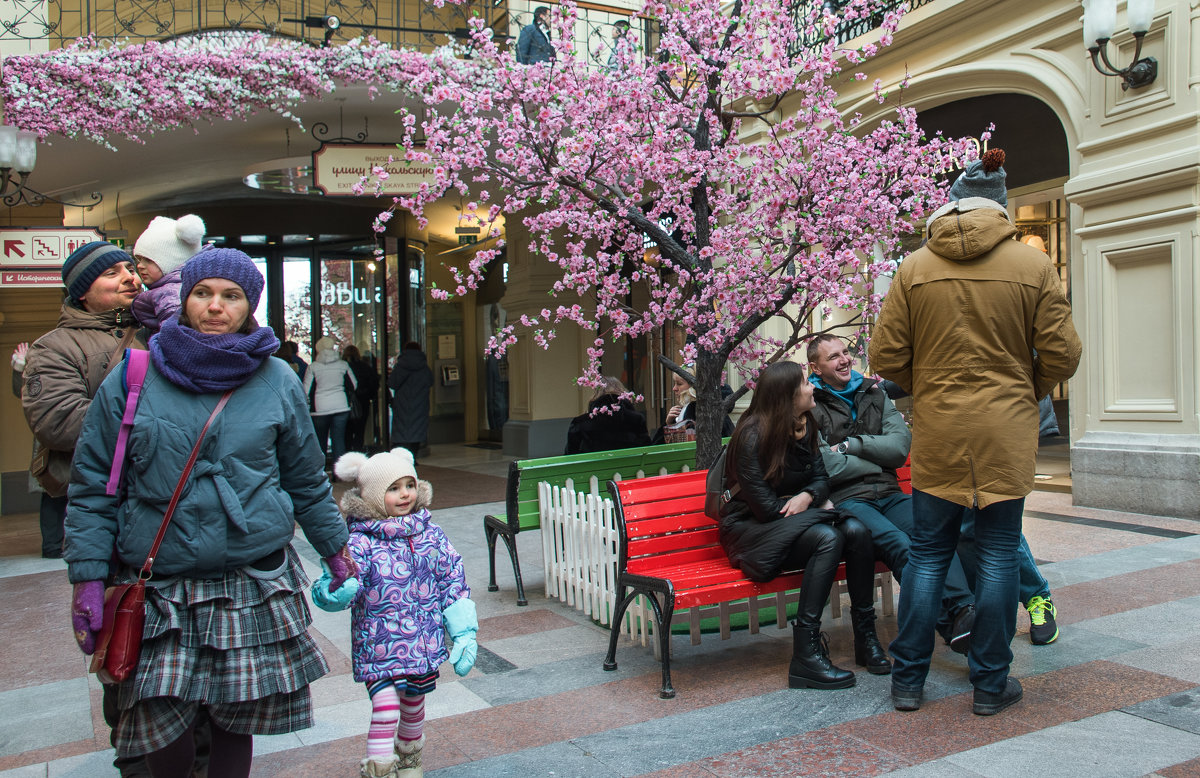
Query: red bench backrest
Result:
<box><xmin>608</xmin><ymin>470</ymin><xmax>723</xmax><ymax>574</ymax></box>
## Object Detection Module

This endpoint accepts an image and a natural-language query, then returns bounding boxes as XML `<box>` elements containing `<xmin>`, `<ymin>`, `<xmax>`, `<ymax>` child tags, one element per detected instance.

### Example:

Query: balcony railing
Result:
<box><xmin>0</xmin><ymin>0</ymin><xmax>651</xmax><ymax>69</ymax></box>
<box><xmin>788</xmin><ymin>0</ymin><xmax>936</xmax><ymax>56</ymax></box>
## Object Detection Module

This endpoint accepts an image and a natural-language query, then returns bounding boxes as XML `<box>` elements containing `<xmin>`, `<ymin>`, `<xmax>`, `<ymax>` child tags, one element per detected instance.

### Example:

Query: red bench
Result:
<box><xmin>602</xmin><ymin>470</ymin><xmax>890</xmax><ymax>698</ymax></box>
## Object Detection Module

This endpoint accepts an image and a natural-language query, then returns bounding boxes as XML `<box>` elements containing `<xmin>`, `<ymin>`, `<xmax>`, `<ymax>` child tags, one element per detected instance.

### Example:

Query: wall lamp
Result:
<box><xmin>1082</xmin><ymin>0</ymin><xmax>1157</xmax><ymax>91</ymax></box>
<box><xmin>283</xmin><ymin>15</ymin><xmax>341</xmax><ymax>46</ymax></box>
<box><xmin>0</xmin><ymin>125</ymin><xmax>102</xmax><ymax>209</ymax></box>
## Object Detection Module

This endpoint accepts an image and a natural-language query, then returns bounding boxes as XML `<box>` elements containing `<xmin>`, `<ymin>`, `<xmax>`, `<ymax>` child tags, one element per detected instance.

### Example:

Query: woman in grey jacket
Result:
<box><xmin>65</xmin><ymin>249</ymin><xmax>358</xmax><ymax>778</ymax></box>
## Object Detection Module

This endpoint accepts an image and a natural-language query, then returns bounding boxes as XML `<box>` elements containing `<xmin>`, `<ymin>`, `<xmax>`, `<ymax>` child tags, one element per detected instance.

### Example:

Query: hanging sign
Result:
<box><xmin>312</xmin><ymin>143</ymin><xmax>438</xmax><ymax>197</ymax></box>
<box><xmin>0</xmin><ymin>227</ymin><xmax>107</xmax><ymax>287</ymax></box>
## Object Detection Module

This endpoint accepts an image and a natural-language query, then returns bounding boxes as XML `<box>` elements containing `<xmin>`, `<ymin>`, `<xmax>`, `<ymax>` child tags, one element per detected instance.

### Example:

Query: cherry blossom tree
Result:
<box><xmin>1</xmin><ymin>0</ymin><xmax>978</xmax><ymax>466</ymax></box>
<box><xmin>370</xmin><ymin>0</ymin><xmax>974</xmax><ymax>465</ymax></box>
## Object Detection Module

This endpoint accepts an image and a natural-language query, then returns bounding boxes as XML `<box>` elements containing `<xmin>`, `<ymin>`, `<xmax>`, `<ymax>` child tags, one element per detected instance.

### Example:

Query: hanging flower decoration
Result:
<box><xmin>0</xmin><ymin>34</ymin><xmax>455</xmax><ymax>149</ymax></box>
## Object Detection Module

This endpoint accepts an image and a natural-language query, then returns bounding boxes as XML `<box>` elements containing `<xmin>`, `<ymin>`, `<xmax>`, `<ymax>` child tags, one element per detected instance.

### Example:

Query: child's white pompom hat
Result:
<box><xmin>132</xmin><ymin>214</ymin><xmax>206</xmax><ymax>275</ymax></box>
<box><xmin>334</xmin><ymin>448</ymin><xmax>419</xmax><ymax>515</ymax></box>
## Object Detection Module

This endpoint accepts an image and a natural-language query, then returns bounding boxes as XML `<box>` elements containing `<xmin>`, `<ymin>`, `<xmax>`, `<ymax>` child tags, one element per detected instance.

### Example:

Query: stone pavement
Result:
<box><xmin>2</xmin><ymin>444</ymin><xmax>1200</xmax><ymax>777</ymax></box>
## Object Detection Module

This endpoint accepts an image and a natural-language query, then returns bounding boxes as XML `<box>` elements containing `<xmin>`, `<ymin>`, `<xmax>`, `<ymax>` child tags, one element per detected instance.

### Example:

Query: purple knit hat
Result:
<box><xmin>180</xmin><ymin>248</ymin><xmax>264</xmax><ymax>309</ymax></box>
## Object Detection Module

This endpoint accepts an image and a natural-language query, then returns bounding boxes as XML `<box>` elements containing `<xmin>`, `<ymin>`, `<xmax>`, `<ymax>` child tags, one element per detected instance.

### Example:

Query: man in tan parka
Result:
<box><xmin>869</xmin><ymin>148</ymin><xmax>1081</xmax><ymax>717</ymax></box>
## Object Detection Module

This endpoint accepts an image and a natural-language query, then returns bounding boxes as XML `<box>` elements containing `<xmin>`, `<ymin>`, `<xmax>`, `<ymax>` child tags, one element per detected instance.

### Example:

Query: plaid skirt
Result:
<box><xmin>112</xmin><ymin>545</ymin><xmax>330</xmax><ymax>757</ymax></box>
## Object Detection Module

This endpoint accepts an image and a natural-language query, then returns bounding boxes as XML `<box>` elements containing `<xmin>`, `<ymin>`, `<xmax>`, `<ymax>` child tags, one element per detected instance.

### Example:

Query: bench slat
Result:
<box><xmin>625</xmin><ymin>512</ymin><xmax>715</xmax><ymax>538</ymax></box>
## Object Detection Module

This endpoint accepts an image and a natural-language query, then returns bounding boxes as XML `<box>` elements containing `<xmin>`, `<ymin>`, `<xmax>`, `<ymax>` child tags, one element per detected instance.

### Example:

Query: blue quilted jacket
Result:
<box><xmin>65</xmin><ymin>357</ymin><xmax>348</xmax><ymax>583</ymax></box>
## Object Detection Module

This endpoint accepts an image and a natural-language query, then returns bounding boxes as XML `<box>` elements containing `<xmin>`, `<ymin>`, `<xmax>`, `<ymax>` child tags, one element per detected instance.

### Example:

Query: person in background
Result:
<box><xmin>316</xmin><ymin>448</ymin><xmax>477</xmax><ymax>778</ymax></box>
<box><xmin>870</xmin><ymin>148</ymin><xmax>1081</xmax><ymax>716</ymax></box>
<box><xmin>389</xmin><ymin>341</ymin><xmax>434</xmax><ymax>462</ymax></box>
<box><xmin>715</xmin><ymin>361</ymin><xmax>889</xmax><ymax>689</ymax></box>
<box><xmin>304</xmin><ymin>336</ymin><xmax>357</xmax><ymax>466</ymax></box>
<box><xmin>343</xmin><ymin>344</ymin><xmax>380</xmax><ymax>452</ymax></box>
<box><xmin>65</xmin><ymin>248</ymin><xmax>357</xmax><ymax>778</ymax></box>
<box><xmin>285</xmin><ymin>340</ymin><xmax>309</xmax><ymax>380</ymax></box>
<box><xmin>607</xmin><ymin>20</ymin><xmax>635</xmax><ymax>71</ymax></box>
<box><xmin>130</xmin><ymin>214</ymin><xmax>205</xmax><ymax>333</ymax></box>
<box><xmin>516</xmin><ymin>6</ymin><xmax>554</xmax><ymax>64</ymax></box>
<box><xmin>565</xmin><ymin>376</ymin><xmax>652</xmax><ymax>454</ymax></box>
<box><xmin>652</xmin><ymin>369</ymin><xmax>734</xmax><ymax>443</ymax></box>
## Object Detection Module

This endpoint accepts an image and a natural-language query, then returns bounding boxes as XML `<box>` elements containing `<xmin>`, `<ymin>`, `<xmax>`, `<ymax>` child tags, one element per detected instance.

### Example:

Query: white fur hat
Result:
<box><xmin>335</xmin><ymin>448</ymin><xmax>419</xmax><ymax>515</ymax></box>
<box><xmin>133</xmin><ymin>214</ymin><xmax>205</xmax><ymax>274</ymax></box>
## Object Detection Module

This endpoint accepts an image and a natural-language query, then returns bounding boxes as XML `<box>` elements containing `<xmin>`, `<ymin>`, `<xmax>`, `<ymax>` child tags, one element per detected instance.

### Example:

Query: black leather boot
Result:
<box><xmin>789</xmin><ymin>623</ymin><xmax>855</xmax><ymax>689</ymax></box>
<box><xmin>851</xmin><ymin>606</ymin><xmax>892</xmax><ymax>675</ymax></box>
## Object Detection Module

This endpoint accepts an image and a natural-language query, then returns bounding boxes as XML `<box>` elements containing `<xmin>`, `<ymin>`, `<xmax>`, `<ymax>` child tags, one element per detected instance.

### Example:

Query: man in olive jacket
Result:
<box><xmin>869</xmin><ymin>149</ymin><xmax>1081</xmax><ymax>716</ymax></box>
<box><xmin>21</xmin><ymin>243</ymin><xmax>144</xmax><ymax>552</ymax></box>
<box><xmin>808</xmin><ymin>334</ymin><xmax>976</xmax><ymax>654</ymax></box>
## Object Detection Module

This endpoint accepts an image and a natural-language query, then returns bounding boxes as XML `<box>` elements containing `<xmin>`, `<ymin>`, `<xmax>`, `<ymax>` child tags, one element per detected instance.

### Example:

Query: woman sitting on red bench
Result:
<box><xmin>712</xmin><ymin>360</ymin><xmax>890</xmax><ymax>689</ymax></box>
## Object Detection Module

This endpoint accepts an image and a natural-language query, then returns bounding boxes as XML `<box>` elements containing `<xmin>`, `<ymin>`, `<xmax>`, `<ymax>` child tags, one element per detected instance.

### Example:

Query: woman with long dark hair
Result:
<box><xmin>716</xmin><ymin>360</ymin><xmax>889</xmax><ymax>689</ymax></box>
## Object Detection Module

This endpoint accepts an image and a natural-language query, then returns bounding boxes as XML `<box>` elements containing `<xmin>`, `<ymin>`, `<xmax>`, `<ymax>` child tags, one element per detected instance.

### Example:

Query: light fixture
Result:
<box><xmin>1082</xmin><ymin>0</ymin><xmax>1157</xmax><ymax>91</ymax></box>
<box><xmin>0</xmin><ymin>125</ymin><xmax>103</xmax><ymax>208</ymax></box>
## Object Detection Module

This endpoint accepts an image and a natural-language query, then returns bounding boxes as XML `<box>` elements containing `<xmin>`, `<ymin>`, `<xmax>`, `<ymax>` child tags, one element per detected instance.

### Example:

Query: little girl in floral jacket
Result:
<box><xmin>313</xmin><ymin>447</ymin><xmax>478</xmax><ymax>778</ymax></box>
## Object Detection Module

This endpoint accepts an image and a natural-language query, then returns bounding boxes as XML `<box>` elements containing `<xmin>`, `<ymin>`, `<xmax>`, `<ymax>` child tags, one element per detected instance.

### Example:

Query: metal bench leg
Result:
<box><xmin>604</xmin><ymin>585</ymin><xmax>636</xmax><ymax>672</ymax></box>
<box><xmin>485</xmin><ymin>524</ymin><xmax>528</xmax><ymax>606</ymax></box>
<box><xmin>649</xmin><ymin>592</ymin><xmax>676</xmax><ymax>699</ymax></box>
<box><xmin>485</xmin><ymin>524</ymin><xmax>501</xmax><ymax>592</ymax></box>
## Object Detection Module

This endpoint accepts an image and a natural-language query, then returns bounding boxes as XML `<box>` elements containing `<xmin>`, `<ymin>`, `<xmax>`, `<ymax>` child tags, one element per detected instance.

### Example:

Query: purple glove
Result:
<box><xmin>71</xmin><ymin>581</ymin><xmax>106</xmax><ymax>655</ymax></box>
<box><xmin>323</xmin><ymin>547</ymin><xmax>359</xmax><ymax>592</ymax></box>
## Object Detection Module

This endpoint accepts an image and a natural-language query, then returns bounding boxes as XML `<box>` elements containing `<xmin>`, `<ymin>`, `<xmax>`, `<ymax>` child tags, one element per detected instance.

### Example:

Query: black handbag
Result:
<box><xmin>344</xmin><ymin>373</ymin><xmax>364</xmax><ymax>421</ymax></box>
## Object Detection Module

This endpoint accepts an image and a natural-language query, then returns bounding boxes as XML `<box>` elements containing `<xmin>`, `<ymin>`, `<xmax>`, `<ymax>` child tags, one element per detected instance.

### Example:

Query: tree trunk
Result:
<box><xmin>693</xmin><ymin>351</ymin><xmax>728</xmax><ymax>469</ymax></box>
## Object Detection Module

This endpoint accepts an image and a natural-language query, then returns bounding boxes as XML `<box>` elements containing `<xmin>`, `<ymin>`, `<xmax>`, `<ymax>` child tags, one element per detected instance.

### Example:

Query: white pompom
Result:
<box><xmin>175</xmin><ymin>214</ymin><xmax>206</xmax><ymax>245</ymax></box>
<box><xmin>334</xmin><ymin>452</ymin><xmax>369</xmax><ymax>482</ymax></box>
<box><xmin>389</xmin><ymin>447</ymin><xmax>415</xmax><ymax>467</ymax></box>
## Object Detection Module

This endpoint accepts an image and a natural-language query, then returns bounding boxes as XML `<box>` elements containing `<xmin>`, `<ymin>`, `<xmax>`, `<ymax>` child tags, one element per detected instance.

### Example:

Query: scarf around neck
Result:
<box><xmin>811</xmin><ymin>370</ymin><xmax>864</xmax><ymax>420</ymax></box>
<box><xmin>150</xmin><ymin>317</ymin><xmax>280</xmax><ymax>392</ymax></box>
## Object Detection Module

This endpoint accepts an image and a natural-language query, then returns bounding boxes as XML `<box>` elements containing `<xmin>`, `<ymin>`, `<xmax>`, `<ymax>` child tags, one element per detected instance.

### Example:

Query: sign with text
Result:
<box><xmin>0</xmin><ymin>227</ymin><xmax>107</xmax><ymax>287</ymax></box>
<box><xmin>312</xmin><ymin>143</ymin><xmax>437</xmax><ymax>197</ymax></box>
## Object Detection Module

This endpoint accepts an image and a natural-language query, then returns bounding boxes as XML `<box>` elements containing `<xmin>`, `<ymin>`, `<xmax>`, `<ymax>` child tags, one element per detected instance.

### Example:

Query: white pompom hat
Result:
<box><xmin>335</xmin><ymin>447</ymin><xmax>420</xmax><ymax>515</ymax></box>
<box><xmin>133</xmin><ymin>214</ymin><xmax>206</xmax><ymax>274</ymax></box>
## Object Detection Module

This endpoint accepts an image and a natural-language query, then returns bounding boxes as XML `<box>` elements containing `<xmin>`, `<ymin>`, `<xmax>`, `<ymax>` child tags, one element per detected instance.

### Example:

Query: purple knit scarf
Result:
<box><xmin>150</xmin><ymin>317</ymin><xmax>281</xmax><ymax>393</ymax></box>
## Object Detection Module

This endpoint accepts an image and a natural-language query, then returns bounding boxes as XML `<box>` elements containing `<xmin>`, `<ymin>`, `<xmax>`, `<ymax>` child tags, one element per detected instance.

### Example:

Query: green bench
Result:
<box><xmin>484</xmin><ymin>441</ymin><xmax>702</xmax><ymax>606</ymax></box>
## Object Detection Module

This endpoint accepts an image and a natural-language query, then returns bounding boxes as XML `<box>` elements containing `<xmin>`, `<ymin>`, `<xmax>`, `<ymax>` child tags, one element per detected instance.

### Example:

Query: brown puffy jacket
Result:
<box><xmin>21</xmin><ymin>303</ymin><xmax>144</xmax><ymax>496</ymax></box>
<box><xmin>868</xmin><ymin>201</ymin><xmax>1081</xmax><ymax>508</ymax></box>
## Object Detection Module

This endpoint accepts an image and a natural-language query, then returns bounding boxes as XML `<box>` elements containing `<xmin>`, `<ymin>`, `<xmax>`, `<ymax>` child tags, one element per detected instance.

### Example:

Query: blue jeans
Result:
<box><xmin>311</xmin><ymin>411</ymin><xmax>349</xmax><ymax>462</ymax></box>
<box><xmin>890</xmin><ymin>490</ymin><xmax>1023</xmax><ymax>695</ymax></box>
<box><xmin>840</xmin><ymin>493</ymin><xmax>975</xmax><ymax>615</ymax></box>
<box><xmin>959</xmin><ymin>511</ymin><xmax>1051</xmax><ymax>605</ymax></box>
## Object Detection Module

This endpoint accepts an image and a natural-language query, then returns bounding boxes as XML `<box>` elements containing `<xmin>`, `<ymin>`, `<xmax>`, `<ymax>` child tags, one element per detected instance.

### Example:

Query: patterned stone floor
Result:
<box><xmin>2</xmin><ymin>443</ymin><xmax>1200</xmax><ymax>777</ymax></box>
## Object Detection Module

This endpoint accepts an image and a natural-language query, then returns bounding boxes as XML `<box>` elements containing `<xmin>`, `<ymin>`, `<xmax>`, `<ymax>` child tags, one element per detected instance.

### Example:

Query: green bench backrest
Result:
<box><xmin>507</xmin><ymin>441</ymin><xmax>704</xmax><ymax>532</ymax></box>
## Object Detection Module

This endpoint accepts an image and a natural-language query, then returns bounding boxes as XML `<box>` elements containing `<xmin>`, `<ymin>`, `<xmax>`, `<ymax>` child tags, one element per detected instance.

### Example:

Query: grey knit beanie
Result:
<box><xmin>949</xmin><ymin>148</ymin><xmax>1008</xmax><ymax>206</ymax></box>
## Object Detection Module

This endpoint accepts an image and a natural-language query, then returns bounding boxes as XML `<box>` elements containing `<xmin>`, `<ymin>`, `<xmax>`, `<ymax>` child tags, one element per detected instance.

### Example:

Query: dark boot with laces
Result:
<box><xmin>851</xmin><ymin>606</ymin><xmax>892</xmax><ymax>675</ymax></box>
<box><xmin>789</xmin><ymin>623</ymin><xmax>855</xmax><ymax>689</ymax></box>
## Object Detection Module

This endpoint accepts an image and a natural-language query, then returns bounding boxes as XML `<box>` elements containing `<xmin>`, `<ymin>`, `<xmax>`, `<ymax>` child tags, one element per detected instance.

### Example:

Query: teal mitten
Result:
<box><xmin>311</xmin><ymin>560</ymin><xmax>360</xmax><ymax>612</ymax></box>
<box><xmin>443</xmin><ymin>597</ymin><xmax>478</xmax><ymax>676</ymax></box>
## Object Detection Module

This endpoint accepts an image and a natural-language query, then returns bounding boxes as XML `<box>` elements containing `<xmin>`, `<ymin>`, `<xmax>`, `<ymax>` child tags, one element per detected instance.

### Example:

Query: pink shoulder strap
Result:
<box><xmin>105</xmin><ymin>349</ymin><xmax>150</xmax><ymax>496</ymax></box>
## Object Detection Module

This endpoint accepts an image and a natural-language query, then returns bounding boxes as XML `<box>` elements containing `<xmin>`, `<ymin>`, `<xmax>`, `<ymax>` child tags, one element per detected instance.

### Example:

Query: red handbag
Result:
<box><xmin>89</xmin><ymin>390</ymin><xmax>232</xmax><ymax>684</ymax></box>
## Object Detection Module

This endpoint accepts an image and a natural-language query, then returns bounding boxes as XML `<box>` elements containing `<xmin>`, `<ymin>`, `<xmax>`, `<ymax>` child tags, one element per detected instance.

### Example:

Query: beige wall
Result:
<box><xmin>828</xmin><ymin>0</ymin><xmax>1199</xmax><ymax>517</ymax></box>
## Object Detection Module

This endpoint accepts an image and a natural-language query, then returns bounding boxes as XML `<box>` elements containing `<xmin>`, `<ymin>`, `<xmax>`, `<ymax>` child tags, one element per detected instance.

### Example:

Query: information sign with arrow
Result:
<box><xmin>0</xmin><ymin>227</ymin><xmax>106</xmax><ymax>288</ymax></box>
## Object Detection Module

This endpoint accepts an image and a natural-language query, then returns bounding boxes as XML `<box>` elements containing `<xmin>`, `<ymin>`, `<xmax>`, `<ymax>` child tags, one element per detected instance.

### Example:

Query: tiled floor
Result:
<box><xmin>3</xmin><ymin>443</ymin><xmax>1200</xmax><ymax>777</ymax></box>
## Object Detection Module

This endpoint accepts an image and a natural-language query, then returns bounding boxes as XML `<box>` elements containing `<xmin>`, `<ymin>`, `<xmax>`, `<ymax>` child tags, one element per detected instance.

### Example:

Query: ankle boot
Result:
<box><xmin>851</xmin><ymin>606</ymin><xmax>892</xmax><ymax>675</ymax></box>
<box><xmin>393</xmin><ymin>734</ymin><xmax>424</xmax><ymax>778</ymax></box>
<box><xmin>789</xmin><ymin>623</ymin><xmax>855</xmax><ymax>689</ymax></box>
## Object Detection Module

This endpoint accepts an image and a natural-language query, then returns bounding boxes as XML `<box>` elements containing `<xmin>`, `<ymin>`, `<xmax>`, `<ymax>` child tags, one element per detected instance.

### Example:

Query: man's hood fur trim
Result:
<box><xmin>925</xmin><ymin>196</ymin><xmax>1010</xmax><ymax>236</ymax></box>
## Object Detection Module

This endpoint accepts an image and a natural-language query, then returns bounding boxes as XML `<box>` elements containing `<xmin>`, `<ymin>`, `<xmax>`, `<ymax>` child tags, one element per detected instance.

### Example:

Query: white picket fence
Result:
<box><xmin>538</xmin><ymin>474</ymin><xmax>895</xmax><ymax>655</ymax></box>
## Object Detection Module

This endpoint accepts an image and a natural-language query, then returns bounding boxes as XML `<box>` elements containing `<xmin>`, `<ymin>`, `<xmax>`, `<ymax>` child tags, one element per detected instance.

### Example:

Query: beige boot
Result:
<box><xmin>393</xmin><ymin>734</ymin><xmax>425</xmax><ymax>778</ymax></box>
<box><xmin>360</xmin><ymin>755</ymin><xmax>401</xmax><ymax>778</ymax></box>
